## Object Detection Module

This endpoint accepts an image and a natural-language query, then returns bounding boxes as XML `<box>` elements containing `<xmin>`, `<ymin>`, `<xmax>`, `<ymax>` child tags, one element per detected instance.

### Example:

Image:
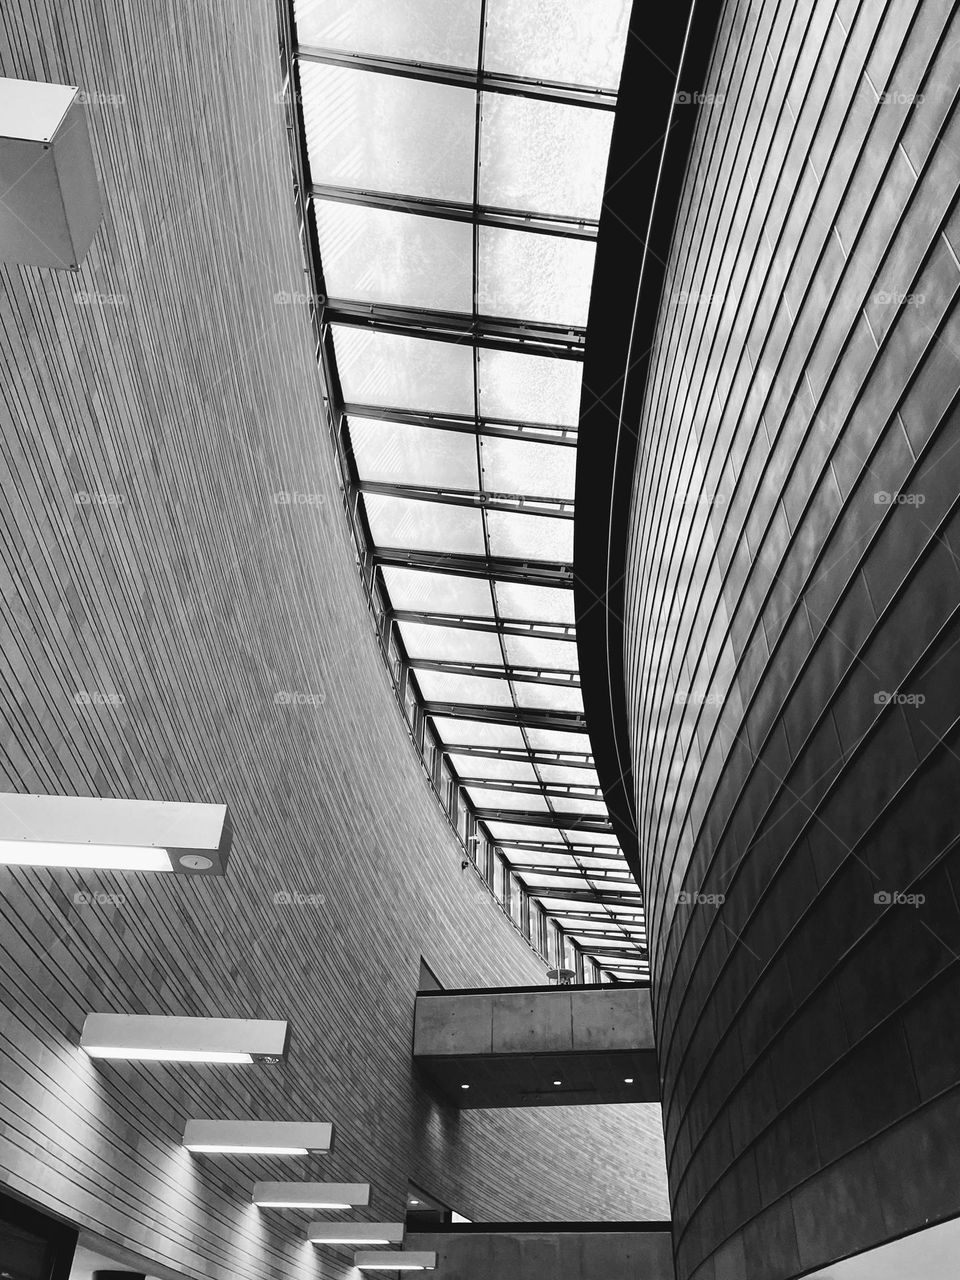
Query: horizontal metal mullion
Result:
<box><xmin>372</xmin><ymin>547</ymin><xmax>573</xmax><ymax>586</ymax></box>
<box><xmin>555</xmin><ymin>912</ymin><xmax>647</xmax><ymax>927</ymax></box>
<box><xmin>391</xmin><ymin>610</ymin><xmax>577</xmax><ymax>642</ymax></box>
<box><xmin>475</xmin><ymin>808</ymin><xmax>611</xmax><ymax>831</ymax></box>
<box><xmin>344</xmin><ymin>402</ymin><xmax>579</xmax><ymax>445</ymax></box>
<box><xmin>579</xmin><ymin>946</ymin><xmax>649</xmax><ymax>959</ymax></box>
<box><xmin>423</xmin><ymin>702</ymin><xmax>585</xmax><ymax>731</ymax></box>
<box><xmin>326</xmin><ymin>301</ymin><xmax>584</xmax><ymax>358</ymax></box>
<box><xmin>445</xmin><ymin>746</ymin><xmax>592</xmax><ymax>766</ymax></box>
<box><xmin>297</xmin><ymin>45</ymin><xmax>617</xmax><ymax>109</ymax></box>
<box><xmin>409</xmin><ymin>658</ymin><xmax>580</xmax><ymax>688</ymax></box>
<box><xmin>513</xmin><ymin>865</ymin><xmax>634</xmax><ymax>884</ymax></box>
<box><xmin>311</xmin><ymin>184</ymin><xmax>599</xmax><ymax>240</ymax></box>
<box><xmin>358</xmin><ymin>479</ymin><xmax>575</xmax><ymax>519</ymax></box>
<box><xmin>529</xmin><ymin>886</ymin><xmax>643</xmax><ymax>905</ymax></box>
<box><xmin>458</xmin><ymin>778</ymin><xmax>599</xmax><ymax>797</ymax></box>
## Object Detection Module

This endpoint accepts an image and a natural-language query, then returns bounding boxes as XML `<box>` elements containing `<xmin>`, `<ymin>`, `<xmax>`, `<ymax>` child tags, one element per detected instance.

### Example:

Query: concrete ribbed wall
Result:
<box><xmin>0</xmin><ymin>2</ymin><xmax>667</xmax><ymax>1278</ymax></box>
<box><xmin>623</xmin><ymin>0</ymin><xmax>960</xmax><ymax>1276</ymax></box>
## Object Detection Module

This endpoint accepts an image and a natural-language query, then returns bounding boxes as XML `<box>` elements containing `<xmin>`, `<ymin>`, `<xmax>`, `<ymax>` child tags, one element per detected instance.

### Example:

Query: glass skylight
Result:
<box><xmin>291</xmin><ymin>0</ymin><xmax>644</xmax><ymax>977</ymax></box>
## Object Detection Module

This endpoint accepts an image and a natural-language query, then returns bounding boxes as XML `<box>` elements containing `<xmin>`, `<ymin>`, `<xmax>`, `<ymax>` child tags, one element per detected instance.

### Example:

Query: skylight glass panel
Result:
<box><xmin>477</xmin><ymin>349</ymin><xmax>583</xmax><ymax>425</ymax></box>
<box><xmin>399</xmin><ymin>622</ymin><xmax>503</xmax><ymax>665</ymax></box>
<box><xmin>486</xmin><ymin>511</ymin><xmax>574</xmax><ymax>562</ymax></box>
<box><xmin>481</xmin><ymin>436</ymin><xmax>576</xmax><ymax>501</ymax></box>
<box><xmin>562</xmin><ymin>828</ymin><xmax>620</xmax><ymax>845</ymax></box>
<box><xmin>525</xmin><ymin>729</ymin><xmax>590</xmax><ymax>752</ymax></box>
<box><xmin>466</xmin><ymin>787</ymin><xmax>550</xmax><ymax>813</ymax></box>
<box><xmin>503</xmin><ymin>635</ymin><xmax>579</xmax><ymax>670</ymax></box>
<box><xmin>537</xmin><ymin>765</ymin><xmax>601</xmax><ymax>787</ymax></box>
<box><xmin>449</xmin><ymin>754</ymin><xmax>537</xmax><ymax>782</ymax></box>
<box><xmin>483</xmin><ymin>0</ymin><xmax>630</xmax><ymax>89</ymax></box>
<box><xmin>513</xmin><ymin>683</ymin><xmax>584</xmax><ymax>713</ymax></box>
<box><xmin>478</xmin><ymin>227</ymin><xmax>596</xmax><ymax>327</ymax></box>
<box><xmin>486</xmin><ymin>822</ymin><xmax>567</xmax><ymax>844</ymax></box>
<box><xmin>479</xmin><ymin>93</ymin><xmax>614</xmax><ymax>219</ymax></box>
<box><xmin>301</xmin><ymin>64</ymin><xmax>475</xmax><ymax>201</ymax></box>
<box><xmin>494</xmin><ymin>581</ymin><xmax>575</xmax><ymax>623</ymax></box>
<box><xmin>549</xmin><ymin>797</ymin><xmax>609</xmax><ymax>816</ymax></box>
<box><xmin>349</xmin><ymin>420</ymin><xmax>479</xmax><ymax>489</ymax></box>
<box><xmin>296</xmin><ymin>0</ymin><xmax>482</xmax><ymax>67</ymax></box>
<box><xmin>381</xmin><ymin>567</ymin><xmax>494</xmax><ymax>616</ymax></box>
<box><xmin>363</xmin><ymin>494</ymin><xmax>484</xmax><ymax>554</ymax></box>
<box><xmin>332</xmin><ymin>327</ymin><xmax>475</xmax><ymax>414</ymax></box>
<box><xmin>415</xmin><ymin>670</ymin><xmax>513</xmax><ymax>707</ymax></box>
<box><xmin>430</xmin><ymin>718</ymin><xmax>525</xmax><ymax>748</ymax></box>
<box><xmin>316</xmin><ymin>202</ymin><xmax>473</xmax><ymax>312</ymax></box>
<box><xmin>523</xmin><ymin>872</ymin><xmax>596</xmax><ymax>890</ymax></box>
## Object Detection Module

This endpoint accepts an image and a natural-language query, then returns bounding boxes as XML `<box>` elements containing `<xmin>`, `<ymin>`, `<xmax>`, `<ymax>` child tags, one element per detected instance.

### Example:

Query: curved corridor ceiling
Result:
<box><xmin>283</xmin><ymin>0</ymin><xmax>648</xmax><ymax>980</ymax></box>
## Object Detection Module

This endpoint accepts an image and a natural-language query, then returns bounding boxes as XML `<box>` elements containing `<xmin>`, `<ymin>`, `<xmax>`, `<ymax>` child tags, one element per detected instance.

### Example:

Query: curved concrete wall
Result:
<box><xmin>0</xmin><ymin>3</ymin><xmax>667</xmax><ymax>1278</ymax></box>
<box><xmin>623</xmin><ymin>0</ymin><xmax>960</xmax><ymax>1277</ymax></box>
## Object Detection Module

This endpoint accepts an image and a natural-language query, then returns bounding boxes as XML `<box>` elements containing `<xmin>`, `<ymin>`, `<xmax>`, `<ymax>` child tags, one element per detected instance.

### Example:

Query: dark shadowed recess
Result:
<box><xmin>575</xmin><ymin>0</ymin><xmax>725</xmax><ymax>882</ymax></box>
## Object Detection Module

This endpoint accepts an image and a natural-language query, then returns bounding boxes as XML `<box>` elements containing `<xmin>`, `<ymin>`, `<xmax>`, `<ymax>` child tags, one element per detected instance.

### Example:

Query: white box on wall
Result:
<box><xmin>0</xmin><ymin>77</ymin><xmax>103</xmax><ymax>268</ymax></box>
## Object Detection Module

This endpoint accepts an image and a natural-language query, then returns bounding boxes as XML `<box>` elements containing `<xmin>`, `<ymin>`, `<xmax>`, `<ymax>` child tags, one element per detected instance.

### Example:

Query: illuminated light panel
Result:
<box><xmin>308</xmin><ymin>1223</ymin><xmax>404</xmax><ymax>1246</ymax></box>
<box><xmin>253</xmin><ymin>1182</ymin><xmax>370</xmax><ymax>1210</ymax></box>
<box><xmin>0</xmin><ymin>794</ymin><xmax>232</xmax><ymax>875</ymax></box>
<box><xmin>355</xmin><ymin>1253</ymin><xmax>436</xmax><ymax>1272</ymax></box>
<box><xmin>183</xmin><ymin>1120</ymin><xmax>332</xmax><ymax>1154</ymax></box>
<box><xmin>80</xmin><ymin>1014</ymin><xmax>289</xmax><ymax>1063</ymax></box>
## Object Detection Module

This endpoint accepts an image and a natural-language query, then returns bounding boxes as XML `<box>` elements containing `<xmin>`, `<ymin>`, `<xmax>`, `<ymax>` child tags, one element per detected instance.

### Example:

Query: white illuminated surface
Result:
<box><xmin>308</xmin><ymin>1223</ymin><xmax>404</xmax><ymax>1246</ymax></box>
<box><xmin>85</xmin><ymin>1046</ymin><xmax>252</xmax><ymax>1063</ymax></box>
<box><xmin>0</xmin><ymin>841</ymin><xmax>171</xmax><ymax>870</ymax></box>
<box><xmin>183</xmin><ymin>1120</ymin><xmax>332</xmax><ymax>1154</ymax></box>
<box><xmin>355</xmin><ymin>1252</ymin><xmax>436</xmax><ymax>1271</ymax></box>
<box><xmin>253</xmin><ymin>1182</ymin><xmax>370</xmax><ymax>1210</ymax></box>
<box><xmin>80</xmin><ymin>1014</ymin><xmax>288</xmax><ymax>1064</ymax></box>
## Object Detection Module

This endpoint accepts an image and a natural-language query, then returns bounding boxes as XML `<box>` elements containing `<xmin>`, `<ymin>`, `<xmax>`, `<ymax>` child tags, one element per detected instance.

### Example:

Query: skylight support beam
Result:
<box><xmin>372</xmin><ymin>548</ymin><xmax>573</xmax><ymax>587</ymax></box>
<box><xmin>326</xmin><ymin>301</ymin><xmax>585</xmax><ymax>358</ymax></box>
<box><xmin>297</xmin><ymin>46</ymin><xmax>618</xmax><ymax>111</ymax></box>
<box><xmin>358</xmin><ymin>480</ymin><xmax>575</xmax><ymax>520</ymax></box>
<box><xmin>390</xmin><ymin>611</ymin><xmax>577</xmax><ymax>642</ymax></box>
<box><xmin>345</xmin><ymin>403</ymin><xmax>578</xmax><ymax>446</ymax></box>
<box><xmin>422</xmin><ymin>702</ymin><xmax>585</xmax><ymax>731</ymax></box>
<box><xmin>311</xmin><ymin>185</ymin><xmax>598</xmax><ymax>241</ymax></box>
<box><xmin>475</xmin><ymin>808</ymin><xmax>611</xmax><ymax>832</ymax></box>
<box><xmin>409</xmin><ymin>659</ymin><xmax>579</xmax><ymax>688</ymax></box>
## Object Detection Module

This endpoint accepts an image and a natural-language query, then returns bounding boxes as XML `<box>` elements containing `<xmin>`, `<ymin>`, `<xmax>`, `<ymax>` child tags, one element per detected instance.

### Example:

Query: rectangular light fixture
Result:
<box><xmin>308</xmin><ymin>1224</ymin><xmax>404</xmax><ymax>1246</ymax></box>
<box><xmin>81</xmin><ymin>1015</ymin><xmax>288</xmax><ymax>1064</ymax></box>
<box><xmin>0</xmin><ymin>794</ymin><xmax>232</xmax><ymax>875</ymax></box>
<box><xmin>253</xmin><ymin>1182</ymin><xmax>370</xmax><ymax>1210</ymax></box>
<box><xmin>183</xmin><ymin>1120</ymin><xmax>332</xmax><ymax>1154</ymax></box>
<box><xmin>354</xmin><ymin>1252</ymin><xmax>436</xmax><ymax>1271</ymax></box>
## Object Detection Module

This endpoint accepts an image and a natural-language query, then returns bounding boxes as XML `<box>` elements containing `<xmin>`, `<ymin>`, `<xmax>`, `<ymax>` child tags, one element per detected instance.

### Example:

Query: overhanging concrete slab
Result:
<box><xmin>406</xmin><ymin>1226</ymin><xmax>674</xmax><ymax>1280</ymax></box>
<box><xmin>413</xmin><ymin>984</ymin><xmax>659</xmax><ymax>1106</ymax></box>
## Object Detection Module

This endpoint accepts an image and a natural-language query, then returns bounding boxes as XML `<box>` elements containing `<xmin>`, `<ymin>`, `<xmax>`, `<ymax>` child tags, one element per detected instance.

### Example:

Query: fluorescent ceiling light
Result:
<box><xmin>183</xmin><ymin>1120</ymin><xmax>332</xmax><ymax>1154</ymax></box>
<box><xmin>0</xmin><ymin>794</ymin><xmax>232</xmax><ymax>875</ymax></box>
<box><xmin>308</xmin><ymin>1224</ymin><xmax>404</xmax><ymax>1246</ymax></box>
<box><xmin>80</xmin><ymin>1014</ymin><xmax>289</xmax><ymax>1063</ymax></box>
<box><xmin>355</xmin><ymin>1253</ymin><xmax>436</xmax><ymax>1272</ymax></box>
<box><xmin>253</xmin><ymin>1182</ymin><xmax>370</xmax><ymax>1210</ymax></box>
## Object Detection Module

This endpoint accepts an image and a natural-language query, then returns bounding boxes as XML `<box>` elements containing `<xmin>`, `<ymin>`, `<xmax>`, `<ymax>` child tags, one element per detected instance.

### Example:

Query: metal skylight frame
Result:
<box><xmin>278</xmin><ymin>0</ymin><xmax>648</xmax><ymax>980</ymax></box>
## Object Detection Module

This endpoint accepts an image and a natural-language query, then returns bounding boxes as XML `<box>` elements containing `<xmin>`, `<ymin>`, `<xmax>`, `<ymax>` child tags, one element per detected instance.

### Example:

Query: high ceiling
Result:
<box><xmin>286</xmin><ymin>0</ymin><xmax>647</xmax><ymax>980</ymax></box>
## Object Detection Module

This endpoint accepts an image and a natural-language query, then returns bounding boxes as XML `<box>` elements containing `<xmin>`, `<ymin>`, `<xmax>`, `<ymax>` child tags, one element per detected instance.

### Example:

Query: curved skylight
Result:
<box><xmin>288</xmin><ymin>0</ymin><xmax>647</xmax><ymax>982</ymax></box>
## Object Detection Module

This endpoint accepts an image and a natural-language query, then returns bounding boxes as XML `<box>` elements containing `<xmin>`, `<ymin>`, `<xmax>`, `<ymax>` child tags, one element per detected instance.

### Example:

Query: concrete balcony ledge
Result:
<box><xmin>413</xmin><ymin>983</ymin><xmax>658</xmax><ymax>1106</ymax></box>
<box><xmin>406</xmin><ymin>1224</ymin><xmax>674</xmax><ymax>1280</ymax></box>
